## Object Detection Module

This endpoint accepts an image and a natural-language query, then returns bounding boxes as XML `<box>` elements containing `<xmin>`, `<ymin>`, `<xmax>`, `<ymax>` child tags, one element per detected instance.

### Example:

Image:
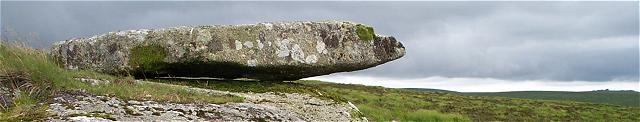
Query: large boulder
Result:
<box><xmin>51</xmin><ymin>21</ymin><xmax>405</xmax><ymax>80</ymax></box>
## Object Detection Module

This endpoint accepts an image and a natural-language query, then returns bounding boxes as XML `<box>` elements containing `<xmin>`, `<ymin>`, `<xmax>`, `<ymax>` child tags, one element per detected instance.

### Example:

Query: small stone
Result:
<box><xmin>234</xmin><ymin>40</ymin><xmax>243</xmax><ymax>50</ymax></box>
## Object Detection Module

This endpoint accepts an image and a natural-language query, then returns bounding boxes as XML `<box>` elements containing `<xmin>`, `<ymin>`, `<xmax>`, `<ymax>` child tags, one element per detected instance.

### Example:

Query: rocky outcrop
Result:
<box><xmin>46</xmin><ymin>81</ymin><xmax>364</xmax><ymax>121</ymax></box>
<box><xmin>51</xmin><ymin>21</ymin><xmax>405</xmax><ymax>80</ymax></box>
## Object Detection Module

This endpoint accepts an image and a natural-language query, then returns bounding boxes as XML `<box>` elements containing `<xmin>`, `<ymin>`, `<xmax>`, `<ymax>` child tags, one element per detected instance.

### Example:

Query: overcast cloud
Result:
<box><xmin>1</xmin><ymin>1</ymin><xmax>638</xmax><ymax>91</ymax></box>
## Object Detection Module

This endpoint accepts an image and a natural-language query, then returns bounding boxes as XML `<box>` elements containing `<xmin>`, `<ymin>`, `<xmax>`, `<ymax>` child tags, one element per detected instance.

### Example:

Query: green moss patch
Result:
<box><xmin>129</xmin><ymin>44</ymin><xmax>167</xmax><ymax>73</ymax></box>
<box><xmin>356</xmin><ymin>24</ymin><xmax>375</xmax><ymax>41</ymax></box>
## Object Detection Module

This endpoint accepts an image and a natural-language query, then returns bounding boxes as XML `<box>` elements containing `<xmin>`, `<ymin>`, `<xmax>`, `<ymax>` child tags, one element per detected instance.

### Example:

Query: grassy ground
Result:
<box><xmin>0</xmin><ymin>43</ymin><xmax>242</xmax><ymax>121</ymax></box>
<box><xmin>153</xmin><ymin>79</ymin><xmax>640</xmax><ymax>122</ymax></box>
<box><xmin>462</xmin><ymin>91</ymin><xmax>640</xmax><ymax>107</ymax></box>
<box><xmin>405</xmin><ymin>88</ymin><xmax>640</xmax><ymax>107</ymax></box>
<box><xmin>151</xmin><ymin>79</ymin><xmax>470</xmax><ymax>121</ymax></box>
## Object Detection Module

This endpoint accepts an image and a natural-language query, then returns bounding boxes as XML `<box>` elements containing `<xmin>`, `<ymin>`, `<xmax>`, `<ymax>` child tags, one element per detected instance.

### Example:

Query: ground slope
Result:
<box><xmin>463</xmin><ymin>91</ymin><xmax>640</xmax><ymax>107</ymax></box>
<box><xmin>405</xmin><ymin>88</ymin><xmax>640</xmax><ymax>107</ymax></box>
<box><xmin>155</xmin><ymin>79</ymin><xmax>640</xmax><ymax>122</ymax></box>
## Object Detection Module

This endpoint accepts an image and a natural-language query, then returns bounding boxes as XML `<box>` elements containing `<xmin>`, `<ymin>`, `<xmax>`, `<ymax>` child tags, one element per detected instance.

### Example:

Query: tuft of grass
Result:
<box><xmin>0</xmin><ymin>92</ymin><xmax>50</xmax><ymax>121</ymax></box>
<box><xmin>1</xmin><ymin>43</ymin><xmax>58</xmax><ymax>121</ymax></box>
<box><xmin>356</xmin><ymin>24</ymin><xmax>375</xmax><ymax>41</ymax></box>
<box><xmin>0</xmin><ymin>43</ymin><xmax>58</xmax><ymax>98</ymax></box>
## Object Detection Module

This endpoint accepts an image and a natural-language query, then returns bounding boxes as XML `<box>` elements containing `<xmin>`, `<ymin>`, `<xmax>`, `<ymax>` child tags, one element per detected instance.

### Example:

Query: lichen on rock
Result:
<box><xmin>51</xmin><ymin>21</ymin><xmax>406</xmax><ymax>80</ymax></box>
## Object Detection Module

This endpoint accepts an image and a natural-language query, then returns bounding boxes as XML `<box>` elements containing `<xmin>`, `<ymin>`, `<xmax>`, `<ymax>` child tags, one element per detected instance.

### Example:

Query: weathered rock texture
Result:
<box><xmin>51</xmin><ymin>21</ymin><xmax>405</xmax><ymax>80</ymax></box>
<box><xmin>46</xmin><ymin>81</ymin><xmax>364</xmax><ymax>121</ymax></box>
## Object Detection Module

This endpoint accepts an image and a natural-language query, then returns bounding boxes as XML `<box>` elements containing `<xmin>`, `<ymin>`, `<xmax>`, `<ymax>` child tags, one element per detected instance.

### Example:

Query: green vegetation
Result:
<box><xmin>129</xmin><ymin>44</ymin><xmax>167</xmax><ymax>73</ymax></box>
<box><xmin>152</xmin><ymin>79</ymin><xmax>640</xmax><ymax>121</ymax></box>
<box><xmin>1</xmin><ymin>43</ymin><xmax>62</xmax><ymax>121</ymax></box>
<box><xmin>403</xmin><ymin>110</ymin><xmax>469</xmax><ymax>122</ymax></box>
<box><xmin>356</xmin><ymin>24</ymin><xmax>375</xmax><ymax>41</ymax></box>
<box><xmin>0</xmin><ymin>43</ymin><xmax>242</xmax><ymax>121</ymax></box>
<box><xmin>404</xmin><ymin>88</ymin><xmax>459</xmax><ymax>93</ymax></box>
<box><xmin>151</xmin><ymin>79</ymin><xmax>468</xmax><ymax>121</ymax></box>
<box><xmin>0</xmin><ymin>92</ymin><xmax>50</xmax><ymax>121</ymax></box>
<box><xmin>153</xmin><ymin>79</ymin><xmax>469</xmax><ymax>121</ymax></box>
<box><xmin>462</xmin><ymin>90</ymin><xmax>640</xmax><ymax>107</ymax></box>
<box><xmin>404</xmin><ymin>88</ymin><xmax>640</xmax><ymax>107</ymax></box>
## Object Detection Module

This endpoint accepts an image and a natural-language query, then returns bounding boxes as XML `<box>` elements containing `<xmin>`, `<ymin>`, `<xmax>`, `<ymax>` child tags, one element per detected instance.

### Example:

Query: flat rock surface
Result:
<box><xmin>46</xmin><ymin>81</ymin><xmax>363</xmax><ymax>121</ymax></box>
<box><xmin>51</xmin><ymin>21</ymin><xmax>405</xmax><ymax>80</ymax></box>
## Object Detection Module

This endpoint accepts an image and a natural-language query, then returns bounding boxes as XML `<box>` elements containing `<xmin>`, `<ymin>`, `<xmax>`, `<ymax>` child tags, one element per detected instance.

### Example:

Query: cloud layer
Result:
<box><xmin>2</xmin><ymin>1</ymin><xmax>638</xmax><ymax>84</ymax></box>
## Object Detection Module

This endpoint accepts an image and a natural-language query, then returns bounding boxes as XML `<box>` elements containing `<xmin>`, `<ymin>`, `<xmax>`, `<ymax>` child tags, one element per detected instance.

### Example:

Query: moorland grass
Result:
<box><xmin>152</xmin><ymin>79</ymin><xmax>640</xmax><ymax>122</ymax></box>
<box><xmin>462</xmin><ymin>91</ymin><xmax>640</xmax><ymax>107</ymax></box>
<box><xmin>152</xmin><ymin>79</ymin><xmax>470</xmax><ymax>121</ymax></box>
<box><xmin>406</xmin><ymin>88</ymin><xmax>640</xmax><ymax>107</ymax></box>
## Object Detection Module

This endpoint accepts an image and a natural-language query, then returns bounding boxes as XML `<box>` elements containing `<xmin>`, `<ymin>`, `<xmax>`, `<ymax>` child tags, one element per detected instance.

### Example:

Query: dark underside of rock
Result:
<box><xmin>132</xmin><ymin>60</ymin><xmax>378</xmax><ymax>81</ymax></box>
<box><xmin>51</xmin><ymin>21</ymin><xmax>406</xmax><ymax>80</ymax></box>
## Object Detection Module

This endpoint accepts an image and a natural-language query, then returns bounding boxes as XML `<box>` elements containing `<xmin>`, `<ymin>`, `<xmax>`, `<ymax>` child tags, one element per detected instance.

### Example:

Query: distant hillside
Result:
<box><xmin>405</xmin><ymin>88</ymin><xmax>640</xmax><ymax>107</ymax></box>
<box><xmin>463</xmin><ymin>90</ymin><xmax>640</xmax><ymax>107</ymax></box>
<box><xmin>402</xmin><ymin>88</ymin><xmax>459</xmax><ymax>93</ymax></box>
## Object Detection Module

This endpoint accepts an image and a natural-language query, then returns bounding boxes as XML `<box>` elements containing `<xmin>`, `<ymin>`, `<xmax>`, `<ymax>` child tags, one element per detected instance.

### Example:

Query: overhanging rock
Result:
<box><xmin>51</xmin><ymin>21</ymin><xmax>405</xmax><ymax>80</ymax></box>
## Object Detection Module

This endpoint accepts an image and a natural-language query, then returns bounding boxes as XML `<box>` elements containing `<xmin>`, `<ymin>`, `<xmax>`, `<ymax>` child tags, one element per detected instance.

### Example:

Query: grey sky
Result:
<box><xmin>2</xmin><ymin>1</ymin><xmax>638</xmax><ymax>82</ymax></box>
